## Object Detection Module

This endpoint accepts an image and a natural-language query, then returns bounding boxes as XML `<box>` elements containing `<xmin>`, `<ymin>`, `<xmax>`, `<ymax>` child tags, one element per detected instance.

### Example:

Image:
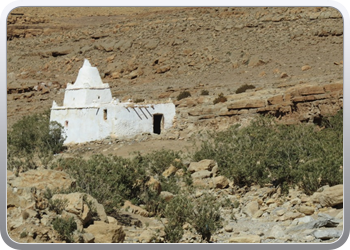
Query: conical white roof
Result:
<box><xmin>67</xmin><ymin>59</ymin><xmax>108</xmax><ymax>89</ymax></box>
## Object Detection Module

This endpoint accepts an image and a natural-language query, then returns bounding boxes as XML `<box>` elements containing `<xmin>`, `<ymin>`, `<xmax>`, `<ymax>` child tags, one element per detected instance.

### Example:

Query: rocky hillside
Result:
<box><xmin>7</xmin><ymin>7</ymin><xmax>343</xmax><ymax>131</ymax></box>
<box><xmin>7</xmin><ymin>7</ymin><xmax>343</xmax><ymax>244</ymax></box>
<box><xmin>7</xmin><ymin>160</ymin><xmax>343</xmax><ymax>243</ymax></box>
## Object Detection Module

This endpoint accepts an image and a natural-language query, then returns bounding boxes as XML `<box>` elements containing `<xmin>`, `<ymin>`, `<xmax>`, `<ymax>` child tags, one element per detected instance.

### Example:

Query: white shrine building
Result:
<box><xmin>50</xmin><ymin>59</ymin><xmax>176</xmax><ymax>144</ymax></box>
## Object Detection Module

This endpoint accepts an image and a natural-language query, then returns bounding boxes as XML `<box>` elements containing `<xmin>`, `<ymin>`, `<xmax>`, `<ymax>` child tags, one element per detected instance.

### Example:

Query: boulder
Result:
<box><xmin>138</xmin><ymin>229</ymin><xmax>156</xmax><ymax>243</ymax></box>
<box><xmin>229</xmin><ymin>235</ymin><xmax>261</xmax><ymax>243</ymax></box>
<box><xmin>51</xmin><ymin>193</ymin><xmax>94</xmax><ymax>227</ymax></box>
<box><xmin>122</xmin><ymin>200</ymin><xmax>149</xmax><ymax>217</ymax></box>
<box><xmin>267</xmin><ymin>225</ymin><xmax>286</xmax><ymax>239</ymax></box>
<box><xmin>313</xmin><ymin>229</ymin><xmax>342</xmax><ymax>240</ymax></box>
<box><xmin>212</xmin><ymin>176</ymin><xmax>229</xmax><ymax>189</ymax></box>
<box><xmin>159</xmin><ymin>191</ymin><xmax>174</xmax><ymax>202</ymax></box>
<box><xmin>162</xmin><ymin>165</ymin><xmax>178</xmax><ymax>178</ymax></box>
<box><xmin>191</xmin><ymin>170</ymin><xmax>212</xmax><ymax>179</ymax></box>
<box><xmin>85</xmin><ymin>221</ymin><xmax>125</xmax><ymax>243</ymax></box>
<box><xmin>318</xmin><ymin>185</ymin><xmax>343</xmax><ymax>207</ymax></box>
<box><xmin>298</xmin><ymin>206</ymin><xmax>315</xmax><ymax>215</ymax></box>
<box><xmin>243</xmin><ymin>200</ymin><xmax>259</xmax><ymax>218</ymax></box>
<box><xmin>188</xmin><ymin>160</ymin><xmax>217</xmax><ymax>173</ymax></box>
<box><xmin>7</xmin><ymin>186</ymin><xmax>36</xmax><ymax>209</ymax></box>
<box><xmin>301</xmin><ymin>65</ymin><xmax>311</xmax><ymax>71</ymax></box>
<box><xmin>10</xmin><ymin>169</ymin><xmax>75</xmax><ymax>191</ymax></box>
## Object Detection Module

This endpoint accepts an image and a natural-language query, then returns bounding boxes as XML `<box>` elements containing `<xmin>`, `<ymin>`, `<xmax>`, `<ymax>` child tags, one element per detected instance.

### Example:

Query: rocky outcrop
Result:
<box><xmin>7</xmin><ymin>169</ymin><xmax>124</xmax><ymax>243</ymax></box>
<box><xmin>85</xmin><ymin>221</ymin><xmax>125</xmax><ymax>243</ymax></box>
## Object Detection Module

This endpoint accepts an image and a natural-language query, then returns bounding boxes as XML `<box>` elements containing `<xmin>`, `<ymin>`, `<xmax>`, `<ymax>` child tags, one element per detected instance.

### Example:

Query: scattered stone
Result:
<box><xmin>159</xmin><ymin>191</ymin><xmax>174</xmax><ymax>202</ymax></box>
<box><xmin>224</xmin><ymin>225</ymin><xmax>233</xmax><ymax>232</ymax></box>
<box><xmin>162</xmin><ymin>165</ymin><xmax>178</xmax><ymax>178</ymax></box>
<box><xmin>212</xmin><ymin>176</ymin><xmax>229</xmax><ymax>189</ymax></box>
<box><xmin>313</xmin><ymin>229</ymin><xmax>342</xmax><ymax>240</ymax></box>
<box><xmin>122</xmin><ymin>200</ymin><xmax>149</xmax><ymax>217</ymax></box>
<box><xmin>229</xmin><ymin>235</ymin><xmax>261</xmax><ymax>243</ymax></box>
<box><xmin>191</xmin><ymin>170</ymin><xmax>212</xmax><ymax>179</ymax></box>
<box><xmin>85</xmin><ymin>221</ymin><xmax>125</xmax><ymax>243</ymax></box>
<box><xmin>188</xmin><ymin>159</ymin><xmax>217</xmax><ymax>173</ymax></box>
<box><xmin>301</xmin><ymin>65</ymin><xmax>311</xmax><ymax>71</ymax></box>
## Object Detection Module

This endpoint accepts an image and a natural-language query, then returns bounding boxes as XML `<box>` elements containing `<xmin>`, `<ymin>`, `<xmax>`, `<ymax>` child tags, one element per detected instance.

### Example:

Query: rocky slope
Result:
<box><xmin>7</xmin><ymin>160</ymin><xmax>343</xmax><ymax>243</ymax></box>
<box><xmin>7</xmin><ymin>7</ymin><xmax>343</xmax><ymax>129</ymax></box>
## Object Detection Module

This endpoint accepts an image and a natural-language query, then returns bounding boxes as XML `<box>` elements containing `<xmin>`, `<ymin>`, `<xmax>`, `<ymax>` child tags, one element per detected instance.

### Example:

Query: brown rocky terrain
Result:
<box><xmin>6</xmin><ymin>7</ymin><xmax>343</xmax><ymax>244</ymax></box>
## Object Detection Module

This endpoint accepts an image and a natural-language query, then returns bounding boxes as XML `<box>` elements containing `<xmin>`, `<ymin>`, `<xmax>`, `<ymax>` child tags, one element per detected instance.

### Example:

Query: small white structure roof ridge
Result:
<box><xmin>66</xmin><ymin>59</ymin><xmax>110</xmax><ymax>89</ymax></box>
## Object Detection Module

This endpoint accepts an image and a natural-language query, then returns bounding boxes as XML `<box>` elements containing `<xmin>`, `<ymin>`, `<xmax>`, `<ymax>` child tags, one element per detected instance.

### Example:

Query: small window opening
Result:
<box><xmin>98</xmin><ymin>96</ymin><xmax>100</xmax><ymax>99</ymax></box>
<box><xmin>153</xmin><ymin>114</ymin><xmax>163</xmax><ymax>134</ymax></box>
<box><xmin>103</xmin><ymin>109</ymin><xmax>108</xmax><ymax>120</ymax></box>
<box><xmin>65</xmin><ymin>120</ymin><xmax>69</xmax><ymax>127</ymax></box>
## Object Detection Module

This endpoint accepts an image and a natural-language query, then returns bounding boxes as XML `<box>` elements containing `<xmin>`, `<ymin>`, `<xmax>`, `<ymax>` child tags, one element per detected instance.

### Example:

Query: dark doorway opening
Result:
<box><xmin>153</xmin><ymin>114</ymin><xmax>163</xmax><ymax>134</ymax></box>
<box><xmin>103</xmin><ymin>109</ymin><xmax>107</xmax><ymax>120</ymax></box>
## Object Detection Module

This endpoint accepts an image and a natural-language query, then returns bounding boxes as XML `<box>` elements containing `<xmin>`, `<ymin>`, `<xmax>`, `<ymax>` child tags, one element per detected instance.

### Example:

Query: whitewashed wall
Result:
<box><xmin>50</xmin><ymin>59</ymin><xmax>176</xmax><ymax>144</ymax></box>
<box><xmin>51</xmin><ymin>102</ymin><xmax>176</xmax><ymax>144</ymax></box>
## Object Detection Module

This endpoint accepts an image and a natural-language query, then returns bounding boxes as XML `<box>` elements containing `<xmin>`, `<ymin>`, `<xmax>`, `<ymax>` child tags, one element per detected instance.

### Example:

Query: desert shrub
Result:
<box><xmin>161</xmin><ymin>192</ymin><xmax>223</xmax><ymax>243</ymax></box>
<box><xmin>52</xmin><ymin>217</ymin><xmax>77</xmax><ymax>243</ymax></box>
<box><xmin>141</xmin><ymin>189</ymin><xmax>166</xmax><ymax>217</ymax></box>
<box><xmin>177</xmin><ymin>90</ymin><xmax>191</xmax><ymax>101</ymax></box>
<box><xmin>54</xmin><ymin>150</ymin><xmax>185</xmax><ymax>215</ymax></box>
<box><xmin>49</xmin><ymin>199</ymin><xmax>68</xmax><ymax>214</ymax></box>
<box><xmin>162</xmin><ymin>194</ymin><xmax>193</xmax><ymax>243</ymax></box>
<box><xmin>200</xmin><ymin>90</ymin><xmax>209</xmax><ymax>95</ymax></box>
<box><xmin>189</xmin><ymin>193</ymin><xmax>223</xmax><ymax>242</ymax></box>
<box><xmin>193</xmin><ymin>111</ymin><xmax>343</xmax><ymax>194</ymax></box>
<box><xmin>136</xmin><ymin>149</ymin><xmax>183</xmax><ymax>176</ymax></box>
<box><xmin>54</xmin><ymin>154</ymin><xmax>147</xmax><ymax>214</ymax></box>
<box><xmin>159</xmin><ymin>175</ymin><xmax>181</xmax><ymax>195</ymax></box>
<box><xmin>163</xmin><ymin>222</ymin><xmax>184</xmax><ymax>243</ymax></box>
<box><xmin>213</xmin><ymin>93</ymin><xmax>227</xmax><ymax>104</ymax></box>
<box><xmin>7</xmin><ymin>111</ymin><xmax>66</xmax><ymax>171</ymax></box>
<box><xmin>235</xmin><ymin>84</ymin><xmax>255</xmax><ymax>94</ymax></box>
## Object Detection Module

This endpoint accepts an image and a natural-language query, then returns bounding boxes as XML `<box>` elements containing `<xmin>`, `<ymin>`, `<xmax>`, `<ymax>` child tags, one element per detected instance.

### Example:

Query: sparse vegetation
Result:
<box><xmin>189</xmin><ymin>193</ymin><xmax>223</xmax><ymax>242</ymax></box>
<box><xmin>201</xmin><ymin>90</ymin><xmax>209</xmax><ymax>95</ymax></box>
<box><xmin>54</xmin><ymin>154</ymin><xmax>147</xmax><ymax>214</ymax></box>
<box><xmin>213</xmin><ymin>93</ymin><xmax>227</xmax><ymax>104</ymax></box>
<box><xmin>7</xmin><ymin>111</ymin><xmax>66</xmax><ymax>172</ymax></box>
<box><xmin>52</xmin><ymin>217</ymin><xmax>77</xmax><ymax>243</ymax></box>
<box><xmin>193</xmin><ymin>110</ymin><xmax>343</xmax><ymax>194</ymax></box>
<box><xmin>235</xmin><ymin>84</ymin><xmax>256</xmax><ymax>94</ymax></box>
<box><xmin>48</xmin><ymin>199</ymin><xmax>68</xmax><ymax>214</ymax></box>
<box><xmin>177</xmin><ymin>90</ymin><xmax>191</xmax><ymax>101</ymax></box>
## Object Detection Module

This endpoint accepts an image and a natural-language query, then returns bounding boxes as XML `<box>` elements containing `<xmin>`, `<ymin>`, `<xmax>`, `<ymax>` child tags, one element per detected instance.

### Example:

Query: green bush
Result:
<box><xmin>177</xmin><ymin>91</ymin><xmax>191</xmax><ymax>101</ymax></box>
<box><xmin>135</xmin><ymin>149</ymin><xmax>183</xmax><ymax>176</ymax></box>
<box><xmin>235</xmin><ymin>84</ymin><xmax>255</xmax><ymax>94</ymax></box>
<box><xmin>193</xmin><ymin>111</ymin><xmax>343</xmax><ymax>194</ymax></box>
<box><xmin>189</xmin><ymin>193</ymin><xmax>222</xmax><ymax>242</ymax></box>
<box><xmin>52</xmin><ymin>217</ymin><xmax>77</xmax><ymax>243</ymax></box>
<box><xmin>7</xmin><ymin>111</ymin><xmax>66</xmax><ymax>171</ymax></box>
<box><xmin>161</xmin><ymin>192</ymin><xmax>223</xmax><ymax>243</ymax></box>
<box><xmin>54</xmin><ymin>154</ymin><xmax>147</xmax><ymax>214</ymax></box>
<box><xmin>162</xmin><ymin>194</ymin><xmax>193</xmax><ymax>243</ymax></box>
